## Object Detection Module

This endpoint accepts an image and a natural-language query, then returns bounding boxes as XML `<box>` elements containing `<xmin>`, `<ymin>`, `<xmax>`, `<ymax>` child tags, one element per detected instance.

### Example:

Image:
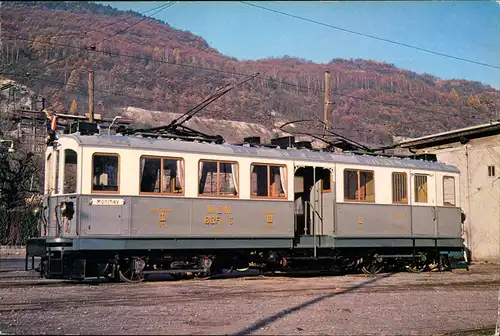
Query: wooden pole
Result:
<box><xmin>88</xmin><ymin>71</ymin><xmax>94</xmax><ymax>123</ymax></box>
<box><xmin>323</xmin><ymin>71</ymin><xmax>330</xmax><ymax>136</ymax></box>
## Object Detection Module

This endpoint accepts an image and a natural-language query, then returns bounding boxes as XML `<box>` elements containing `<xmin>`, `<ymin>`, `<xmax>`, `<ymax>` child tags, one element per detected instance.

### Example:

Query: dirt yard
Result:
<box><xmin>0</xmin><ymin>259</ymin><xmax>498</xmax><ymax>335</ymax></box>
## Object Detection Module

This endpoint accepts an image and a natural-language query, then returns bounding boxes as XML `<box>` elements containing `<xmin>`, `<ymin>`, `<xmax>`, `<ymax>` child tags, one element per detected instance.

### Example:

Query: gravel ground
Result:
<box><xmin>0</xmin><ymin>259</ymin><xmax>498</xmax><ymax>335</ymax></box>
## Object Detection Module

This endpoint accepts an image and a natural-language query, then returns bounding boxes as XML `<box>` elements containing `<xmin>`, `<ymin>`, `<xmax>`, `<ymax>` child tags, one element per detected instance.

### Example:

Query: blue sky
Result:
<box><xmin>98</xmin><ymin>1</ymin><xmax>500</xmax><ymax>89</ymax></box>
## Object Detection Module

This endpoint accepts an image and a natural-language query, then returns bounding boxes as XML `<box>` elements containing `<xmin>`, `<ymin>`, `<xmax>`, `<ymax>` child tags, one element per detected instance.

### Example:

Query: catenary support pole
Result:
<box><xmin>323</xmin><ymin>71</ymin><xmax>330</xmax><ymax>136</ymax></box>
<box><xmin>88</xmin><ymin>70</ymin><xmax>94</xmax><ymax>123</ymax></box>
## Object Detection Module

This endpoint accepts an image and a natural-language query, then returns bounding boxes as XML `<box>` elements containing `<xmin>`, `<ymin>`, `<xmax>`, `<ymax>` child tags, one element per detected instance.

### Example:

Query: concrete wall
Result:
<box><xmin>1</xmin><ymin>245</ymin><xmax>26</xmax><ymax>257</ymax></box>
<box><xmin>417</xmin><ymin>134</ymin><xmax>500</xmax><ymax>261</ymax></box>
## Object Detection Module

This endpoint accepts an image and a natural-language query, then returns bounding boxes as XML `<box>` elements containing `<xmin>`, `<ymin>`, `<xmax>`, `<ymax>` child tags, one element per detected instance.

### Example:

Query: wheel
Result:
<box><xmin>361</xmin><ymin>255</ymin><xmax>384</xmax><ymax>275</ymax></box>
<box><xmin>118</xmin><ymin>258</ymin><xmax>146</xmax><ymax>283</ymax></box>
<box><xmin>361</xmin><ymin>263</ymin><xmax>384</xmax><ymax>275</ymax></box>
<box><xmin>406</xmin><ymin>253</ymin><xmax>427</xmax><ymax>273</ymax></box>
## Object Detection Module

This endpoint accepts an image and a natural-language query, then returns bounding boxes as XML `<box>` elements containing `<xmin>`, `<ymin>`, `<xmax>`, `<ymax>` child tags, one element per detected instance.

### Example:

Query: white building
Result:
<box><xmin>396</xmin><ymin>121</ymin><xmax>500</xmax><ymax>261</ymax></box>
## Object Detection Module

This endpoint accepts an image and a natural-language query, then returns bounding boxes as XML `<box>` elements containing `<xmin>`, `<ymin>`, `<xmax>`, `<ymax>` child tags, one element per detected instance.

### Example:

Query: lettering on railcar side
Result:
<box><xmin>207</xmin><ymin>205</ymin><xmax>231</xmax><ymax>215</ymax></box>
<box><xmin>151</xmin><ymin>208</ymin><xmax>173</xmax><ymax>213</ymax></box>
<box><xmin>158</xmin><ymin>212</ymin><xmax>167</xmax><ymax>228</ymax></box>
<box><xmin>90</xmin><ymin>198</ymin><xmax>124</xmax><ymax>206</ymax></box>
<box><xmin>265</xmin><ymin>210</ymin><xmax>275</xmax><ymax>228</ymax></box>
<box><xmin>205</xmin><ymin>204</ymin><xmax>233</xmax><ymax>225</ymax></box>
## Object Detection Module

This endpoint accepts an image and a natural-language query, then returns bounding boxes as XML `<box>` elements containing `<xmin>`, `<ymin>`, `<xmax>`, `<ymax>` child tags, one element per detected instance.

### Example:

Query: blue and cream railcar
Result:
<box><xmin>27</xmin><ymin>133</ymin><xmax>467</xmax><ymax>281</ymax></box>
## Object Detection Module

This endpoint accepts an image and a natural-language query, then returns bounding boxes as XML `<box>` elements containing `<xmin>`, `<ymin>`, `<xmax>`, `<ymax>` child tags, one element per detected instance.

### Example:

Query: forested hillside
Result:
<box><xmin>1</xmin><ymin>1</ymin><xmax>499</xmax><ymax>145</ymax></box>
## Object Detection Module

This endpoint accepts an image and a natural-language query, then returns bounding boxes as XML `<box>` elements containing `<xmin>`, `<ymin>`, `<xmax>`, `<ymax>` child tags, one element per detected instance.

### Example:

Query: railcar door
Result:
<box><xmin>293</xmin><ymin>166</ymin><xmax>334</xmax><ymax>237</ymax></box>
<box><xmin>315</xmin><ymin>167</ymin><xmax>334</xmax><ymax>235</ymax></box>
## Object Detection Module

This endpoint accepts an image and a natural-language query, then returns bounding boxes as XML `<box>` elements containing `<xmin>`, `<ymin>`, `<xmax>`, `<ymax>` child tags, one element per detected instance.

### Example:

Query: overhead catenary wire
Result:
<box><xmin>238</xmin><ymin>1</ymin><xmax>500</xmax><ymax>70</ymax></box>
<box><xmin>3</xmin><ymin>34</ymin><xmax>485</xmax><ymax>117</ymax></box>
<box><xmin>3</xmin><ymin>71</ymin><xmax>480</xmax><ymax>131</ymax></box>
<box><xmin>1</xmin><ymin>72</ymin><xmax>228</xmax><ymax>115</ymax></box>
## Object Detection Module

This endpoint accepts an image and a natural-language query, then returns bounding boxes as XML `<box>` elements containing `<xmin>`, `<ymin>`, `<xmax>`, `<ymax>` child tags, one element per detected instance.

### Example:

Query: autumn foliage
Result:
<box><xmin>1</xmin><ymin>1</ymin><xmax>499</xmax><ymax>146</ymax></box>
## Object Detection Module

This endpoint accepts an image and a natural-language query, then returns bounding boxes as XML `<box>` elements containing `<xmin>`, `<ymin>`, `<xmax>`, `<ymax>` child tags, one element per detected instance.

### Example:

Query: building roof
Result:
<box><xmin>396</xmin><ymin>120</ymin><xmax>500</xmax><ymax>150</ymax></box>
<box><xmin>60</xmin><ymin>133</ymin><xmax>460</xmax><ymax>173</ymax></box>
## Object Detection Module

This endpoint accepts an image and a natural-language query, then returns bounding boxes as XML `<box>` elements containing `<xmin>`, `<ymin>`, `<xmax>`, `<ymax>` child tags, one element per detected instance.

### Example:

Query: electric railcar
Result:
<box><xmin>26</xmin><ymin>133</ymin><xmax>469</xmax><ymax>282</ymax></box>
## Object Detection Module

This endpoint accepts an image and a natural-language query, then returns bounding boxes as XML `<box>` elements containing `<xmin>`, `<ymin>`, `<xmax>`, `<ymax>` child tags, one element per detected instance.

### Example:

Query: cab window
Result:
<box><xmin>92</xmin><ymin>153</ymin><xmax>119</xmax><ymax>193</ymax></box>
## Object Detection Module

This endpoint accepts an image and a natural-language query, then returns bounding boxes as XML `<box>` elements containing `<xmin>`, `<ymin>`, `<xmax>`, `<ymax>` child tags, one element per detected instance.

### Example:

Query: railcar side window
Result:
<box><xmin>344</xmin><ymin>169</ymin><xmax>375</xmax><ymax>202</ymax></box>
<box><xmin>443</xmin><ymin>176</ymin><xmax>455</xmax><ymax>206</ymax></box>
<box><xmin>414</xmin><ymin>175</ymin><xmax>428</xmax><ymax>203</ymax></box>
<box><xmin>92</xmin><ymin>153</ymin><xmax>119</xmax><ymax>193</ymax></box>
<box><xmin>163</xmin><ymin>158</ymin><xmax>184</xmax><ymax>194</ymax></box>
<box><xmin>139</xmin><ymin>156</ymin><xmax>184</xmax><ymax>194</ymax></box>
<box><xmin>251</xmin><ymin>163</ymin><xmax>287</xmax><ymax>198</ymax></box>
<box><xmin>64</xmin><ymin>149</ymin><xmax>78</xmax><ymax>194</ymax></box>
<box><xmin>140</xmin><ymin>157</ymin><xmax>161</xmax><ymax>193</ymax></box>
<box><xmin>198</xmin><ymin>160</ymin><xmax>238</xmax><ymax>197</ymax></box>
<box><xmin>392</xmin><ymin>172</ymin><xmax>408</xmax><ymax>204</ymax></box>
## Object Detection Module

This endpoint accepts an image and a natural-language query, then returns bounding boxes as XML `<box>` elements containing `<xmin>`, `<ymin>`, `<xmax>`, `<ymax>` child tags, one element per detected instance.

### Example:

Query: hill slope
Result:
<box><xmin>1</xmin><ymin>1</ymin><xmax>499</xmax><ymax>145</ymax></box>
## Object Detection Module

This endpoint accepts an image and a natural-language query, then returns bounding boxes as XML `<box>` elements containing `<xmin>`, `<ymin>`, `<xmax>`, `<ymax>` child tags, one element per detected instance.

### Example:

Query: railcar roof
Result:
<box><xmin>62</xmin><ymin>134</ymin><xmax>460</xmax><ymax>173</ymax></box>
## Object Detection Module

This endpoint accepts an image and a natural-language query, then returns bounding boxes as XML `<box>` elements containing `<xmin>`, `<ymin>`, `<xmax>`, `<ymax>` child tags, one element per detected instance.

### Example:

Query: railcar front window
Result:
<box><xmin>92</xmin><ymin>154</ymin><xmax>119</xmax><ymax>193</ymax></box>
<box><xmin>250</xmin><ymin>164</ymin><xmax>287</xmax><ymax>199</ymax></box>
<box><xmin>344</xmin><ymin>169</ymin><xmax>375</xmax><ymax>202</ymax></box>
<box><xmin>45</xmin><ymin>153</ymin><xmax>53</xmax><ymax>194</ymax></box>
<box><xmin>198</xmin><ymin>160</ymin><xmax>238</xmax><ymax>197</ymax></box>
<box><xmin>55</xmin><ymin>150</ymin><xmax>60</xmax><ymax>194</ymax></box>
<box><xmin>64</xmin><ymin>149</ymin><xmax>77</xmax><ymax>194</ymax></box>
<box><xmin>414</xmin><ymin>175</ymin><xmax>428</xmax><ymax>203</ymax></box>
<box><xmin>443</xmin><ymin>176</ymin><xmax>455</xmax><ymax>206</ymax></box>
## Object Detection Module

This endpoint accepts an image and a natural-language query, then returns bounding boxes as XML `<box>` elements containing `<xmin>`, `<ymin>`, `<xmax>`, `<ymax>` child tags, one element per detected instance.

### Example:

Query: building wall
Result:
<box><xmin>418</xmin><ymin>135</ymin><xmax>500</xmax><ymax>261</ymax></box>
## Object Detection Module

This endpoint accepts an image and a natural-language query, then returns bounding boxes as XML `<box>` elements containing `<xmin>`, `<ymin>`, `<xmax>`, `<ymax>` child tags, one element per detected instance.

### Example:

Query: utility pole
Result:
<box><xmin>323</xmin><ymin>71</ymin><xmax>330</xmax><ymax>136</ymax></box>
<box><xmin>88</xmin><ymin>70</ymin><xmax>94</xmax><ymax>123</ymax></box>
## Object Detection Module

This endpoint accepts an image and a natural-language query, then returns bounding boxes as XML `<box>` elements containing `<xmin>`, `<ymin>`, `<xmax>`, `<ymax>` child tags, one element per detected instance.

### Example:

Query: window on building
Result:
<box><xmin>414</xmin><ymin>175</ymin><xmax>428</xmax><ymax>203</ymax></box>
<box><xmin>392</xmin><ymin>172</ymin><xmax>408</xmax><ymax>204</ymax></box>
<box><xmin>140</xmin><ymin>156</ymin><xmax>184</xmax><ymax>194</ymax></box>
<box><xmin>344</xmin><ymin>169</ymin><xmax>375</xmax><ymax>202</ymax></box>
<box><xmin>443</xmin><ymin>176</ymin><xmax>455</xmax><ymax>206</ymax></box>
<box><xmin>64</xmin><ymin>149</ymin><xmax>77</xmax><ymax>194</ymax></box>
<box><xmin>488</xmin><ymin>165</ymin><xmax>496</xmax><ymax>177</ymax></box>
<box><xmin>251</xmin><ymin>163</ymin><xmax>287</xmax><ymax>198</ymax></box>
<box><xmin>92</xmin><ymin>153</ymin><xmax>119</xmax><ymax>193</ymax></box>
<box><xmin>199</xmin><ymin>160</ymin><xmax>238</xmax><ymax>197</ymax></box>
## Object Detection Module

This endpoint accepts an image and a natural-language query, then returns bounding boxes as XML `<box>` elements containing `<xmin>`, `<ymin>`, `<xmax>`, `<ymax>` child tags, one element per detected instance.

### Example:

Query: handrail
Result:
<box><xmin>306</xmin><ymin>200</ymin><xmax>323</xmax><ymax>222</ymax></box>
<box><xmin>305</xmin><ymin>200</ymin><xmax>323</xmax><ymax>258</ymax></box>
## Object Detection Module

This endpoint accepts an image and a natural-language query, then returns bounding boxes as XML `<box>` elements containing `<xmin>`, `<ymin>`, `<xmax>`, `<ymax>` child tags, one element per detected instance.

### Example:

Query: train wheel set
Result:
<box><xmin>34</xmin><ymin>248</ymin><xmax>468</xmax><ymax>284</ymax></box>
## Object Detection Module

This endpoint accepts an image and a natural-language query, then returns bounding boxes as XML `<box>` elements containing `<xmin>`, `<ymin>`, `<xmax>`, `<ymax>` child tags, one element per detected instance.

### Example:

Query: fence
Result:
<box><xmin>0</xmin><ymin>205</ymin><xmax>40</xmax><ymax>246</ymax></box>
